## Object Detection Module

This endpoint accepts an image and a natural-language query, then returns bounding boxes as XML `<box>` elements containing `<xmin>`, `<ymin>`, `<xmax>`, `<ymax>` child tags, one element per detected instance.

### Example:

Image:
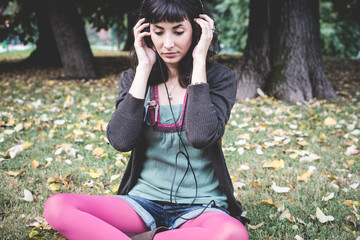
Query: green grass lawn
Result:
<box><xmin>0</xmin><ymin>51</ymin><xmax>359</xmax><ymax>239</ymax></box>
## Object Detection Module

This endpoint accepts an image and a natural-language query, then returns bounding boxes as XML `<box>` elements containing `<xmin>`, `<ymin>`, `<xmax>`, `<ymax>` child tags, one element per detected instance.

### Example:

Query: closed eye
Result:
<box><xmin>175</xmin><ymin>31</ymin><xmax>184</xmax><ymax>35</ymax></box>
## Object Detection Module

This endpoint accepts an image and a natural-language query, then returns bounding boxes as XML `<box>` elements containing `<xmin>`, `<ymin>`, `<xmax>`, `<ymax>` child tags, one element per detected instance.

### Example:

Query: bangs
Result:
<box><xmin>144</xmin><ymin>1</ymin><xmax>190</xmax><ymax>23</ymax></box>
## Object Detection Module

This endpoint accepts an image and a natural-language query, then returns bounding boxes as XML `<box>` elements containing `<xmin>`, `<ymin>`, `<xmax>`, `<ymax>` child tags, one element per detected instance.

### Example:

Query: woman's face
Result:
<box><xmin>150</xmin><ymin>19</ymin><xmax>193</xmax><ymax>68</ymax></box>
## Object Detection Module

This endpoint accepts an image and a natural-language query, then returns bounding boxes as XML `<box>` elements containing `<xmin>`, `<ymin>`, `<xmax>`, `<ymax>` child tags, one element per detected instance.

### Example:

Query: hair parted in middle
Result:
<box><xmin>129</xmin><ymin>0</ymin><xmax>220</xmax><ymax>87</ymax></box>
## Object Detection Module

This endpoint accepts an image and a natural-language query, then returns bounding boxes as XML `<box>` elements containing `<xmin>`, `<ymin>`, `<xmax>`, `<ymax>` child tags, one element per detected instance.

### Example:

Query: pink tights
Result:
<box><xmin>44</xmin><ymin>193</ymin><xmax>249</xmax><ymax>240</ymax></box>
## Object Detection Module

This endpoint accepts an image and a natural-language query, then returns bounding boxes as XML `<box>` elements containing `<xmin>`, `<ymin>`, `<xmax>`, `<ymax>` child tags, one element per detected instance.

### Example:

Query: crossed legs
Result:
<box><xmin>44</xmin><ymin>193</ymin><xmax>248</xmax><ymax>240</ymax></box>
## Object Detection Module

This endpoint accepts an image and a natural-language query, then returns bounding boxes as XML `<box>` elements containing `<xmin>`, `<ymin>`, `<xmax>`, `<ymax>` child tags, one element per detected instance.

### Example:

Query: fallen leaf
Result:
<box><xmin>271</xmin><ymin>181</ymin><xmax>290</xmax><ymax>193</ymax></box>
<box><xmin>297</xmin><ymin>172</ymin><xmax>312</xmax><ymax>182</ymax></box>
<box><xmin>47</xmin><ymin>183</ymin><xmax>60</xmax><ymax>192</ymax></box>
<box><xmin>21</xmin><ymin>189</ymin><xmax>34</xmax><ymax>202</ymax></box>
<box><xmin>247</xmin><ymin>222</ymin><xmax>265</xmax><ymax>230</ymax></box>
<box><xmin>316</xmin><ymin>207</ymin><xmax>334</xmax><ymax>223</ymax></box>
<box><xmin>322</xmin><ymin>192</ymin><xmax>335</xmax><ymax>202</ymax></box>
<box><xmin>31</xmin><ymin>160</ymin><xmax>40</xmax><ymax>169</ymax></box>
<box><xmin>92</xmin><ymin>147</ymin><xmax>104</xmax><ymax>157</ymax></box>
<box><xmin>324</xmin><ymin>117</ymin><xmax>337</xmax><ymax>126</ymax></box>
<box><xmin>5</xmin><ymin>141</ymin><xmax>33</xmax><ymax>159</ymax></box>
<box><xmin>263</xmin><ymin>160</ymin><xmax>284</xmax><ymax>171</ymax></box>
<box><xmin>260</xmin><ymin>198</ymin><xmax>274</xmax><ymax>205</ymax></box>
<box><xmin>279</xmin><ymin>209</ymin><xmax>295</xmax><ymax>222</ymax></box>
<box><xmin>87</xmin><ymin>169</ymin><xmax>103</xmax><ymax>179</ymax></box>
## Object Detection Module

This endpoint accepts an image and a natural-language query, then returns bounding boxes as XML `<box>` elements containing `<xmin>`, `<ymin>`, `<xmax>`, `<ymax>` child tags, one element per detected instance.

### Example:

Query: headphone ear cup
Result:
<box><xmin>193</xmin><ymin>22</ymin><xmax>202</xmax><ymax>43</ymax></box>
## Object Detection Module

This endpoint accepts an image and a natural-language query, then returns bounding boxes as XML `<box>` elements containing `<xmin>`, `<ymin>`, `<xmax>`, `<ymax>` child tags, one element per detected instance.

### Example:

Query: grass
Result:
<box><xmin>0</xmin><ymin>51</ymin><xmax>359</xmax><ymax>240</ymax></box>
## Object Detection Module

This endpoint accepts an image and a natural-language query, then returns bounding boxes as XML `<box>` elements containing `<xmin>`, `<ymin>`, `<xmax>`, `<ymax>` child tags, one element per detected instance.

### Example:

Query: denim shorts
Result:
<box><xmin>116</xmin><ymin>195</ymin><xmax>229</xmax><ymax>230</ymax></box>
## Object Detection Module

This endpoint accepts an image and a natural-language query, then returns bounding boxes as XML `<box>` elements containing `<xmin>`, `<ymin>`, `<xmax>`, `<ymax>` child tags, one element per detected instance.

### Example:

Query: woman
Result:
<box><xmin>44</xmin><ymin>0</ymin><xmax>249</xmax><ymax>239</ymax></box>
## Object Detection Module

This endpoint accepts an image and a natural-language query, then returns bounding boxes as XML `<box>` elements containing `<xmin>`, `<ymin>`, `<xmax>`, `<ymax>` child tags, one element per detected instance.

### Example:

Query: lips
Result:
<box><xmin>163</xmin><ymin>52</ymin><xmax>177</xmax><ymax>58</ymax></box>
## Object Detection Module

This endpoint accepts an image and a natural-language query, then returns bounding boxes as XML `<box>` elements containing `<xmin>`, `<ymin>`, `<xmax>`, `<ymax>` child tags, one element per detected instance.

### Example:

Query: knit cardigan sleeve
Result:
<box><xmin>185</xmin><ymin>63</ymin><xmax>237</xmax><ymax>149</ymax></box>
<box><xmin>106</xmin><ymin>69</ymin><xmax>146</xmax><ymax>152</ymax></box>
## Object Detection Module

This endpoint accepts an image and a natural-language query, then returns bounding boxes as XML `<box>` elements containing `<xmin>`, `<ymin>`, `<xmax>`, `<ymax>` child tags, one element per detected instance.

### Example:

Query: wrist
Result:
<box><xmin>136</xmin><ymin>64</ymin><xmax>153</xmax><ymax>73</ymax></box>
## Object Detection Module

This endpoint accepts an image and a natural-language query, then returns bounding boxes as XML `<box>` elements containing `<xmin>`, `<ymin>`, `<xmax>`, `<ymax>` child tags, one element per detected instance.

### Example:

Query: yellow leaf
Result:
<box><xmin>73</xmin><ymin>129</ymin><xmax>84</xmax><ymax>136</ymax></box>
<box><xmin>297</xmin><ymin>172</ymin><xmax>312</xmax><ymax>182</ymax></box>
<box><xmin>122</xmin><ymin>152</ymin><xmax>131</xmax><ymax>157</ymax></box>
<box><xmin>110</xmin><ymin>184</ymin><xmax>120</xmax><ymax>194</ymax></box>
<box><xmin>63</xmin><ymin>95</ymin><xmax>74</xmax><ymax>107</ymax></box>
<box><xmin>47</xmin><ymin>177</ymin><xmax>60</xmax><ymax>183</ymax></box>
<box><xmin>260</xmin><ymin>198</ymin><xmax>274</xmax><ymax>205</ymax></box>
<box><xmin>263</xmin><ymin>159</ymin><xmax>284</xmax><ymax>171</ymax></box>
<box><xmin>92</xmin><ymin>147</ymin><xmax>104</xmax><ymax>157</ymax></box>
<box><xmin>324</xmin><ymin>117</ymin><xmax>337</xmax><ymax>126</ymax></box>
<box><xmin>297</xmin><ymin>140</ymin><xmax>309</xmax><ymax>146</ymax></box>
<box><xmin>289</xmin><ymin>153</ymin><xmax>299</xmax><ymax>159</ymax></box>
<box><xmin>31</xmin><ymin>160</ymin><xmax>40</xmax><ymax>169</ymax></box>
<box><xmin>5</xmin><ymin>170</ymin><xmax>23</xmax><ymax>177</ymax></box>
<box><xmin>48</xmin><ymin>183</ymin><xmax>60</xmax><ymax>191</ymax></box>
<box><xmin>110</xmin><ymin>174</ymin><xmax>121</xmax><ymax>182</ymax></box>
<box><xmin>87</xmin><ymin>169</ymin><xmax>103</xmax><ymax>179</ymax></box>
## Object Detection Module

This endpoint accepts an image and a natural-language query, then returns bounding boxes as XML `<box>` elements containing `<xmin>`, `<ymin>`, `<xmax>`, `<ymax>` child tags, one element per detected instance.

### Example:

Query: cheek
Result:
<box><xmin>181</xmin><ymin>33</ymin><xmax>193</xmax><ymax>51</ymax></box>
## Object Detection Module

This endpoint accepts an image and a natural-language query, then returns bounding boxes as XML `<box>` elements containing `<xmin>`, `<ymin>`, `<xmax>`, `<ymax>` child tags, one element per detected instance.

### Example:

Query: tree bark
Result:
<box><xmin>236</xmin><ymin>0</ymin><xmax>337</xmax><ymax>102</ymax></box>
<box><xmin>22</xmin><ymin>0</ymin><xmax>62</xmax><ymax>67</ymax></box>
<box><xmin>123</xmin><ymin>12</ymin><xmax>137</xmax><ymax>51</ymax></box>
<box><xmin>235</xmin><ymin>0</ymin><xmax>271</xmax><ymax>99</ymax></box>
<box><xmin>46</xmin><ymin>0</ymin><xmax>98</xmax><ymax>79</ymax></box>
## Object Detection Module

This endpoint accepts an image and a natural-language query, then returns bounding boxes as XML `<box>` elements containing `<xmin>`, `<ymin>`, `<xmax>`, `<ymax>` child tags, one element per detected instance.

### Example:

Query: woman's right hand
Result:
<box><xmin>133</xmin><ymin>18</ymin><xmax>156</xmax><ymax>68</ymax></box>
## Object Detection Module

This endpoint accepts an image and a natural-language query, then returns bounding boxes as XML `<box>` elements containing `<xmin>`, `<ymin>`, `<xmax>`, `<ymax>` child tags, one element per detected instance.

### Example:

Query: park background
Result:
<box><xmin>0</xmin><ymin>0</ymin><xmax>360</xmax><ymax>239</ymax></box>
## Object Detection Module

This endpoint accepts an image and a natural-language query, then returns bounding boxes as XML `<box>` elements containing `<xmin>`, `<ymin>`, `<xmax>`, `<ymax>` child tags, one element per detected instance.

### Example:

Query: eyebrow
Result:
<box><xmin>154</xmin><ymin>24</ymin><xmax>184</xmax><ymax>30</ymax></box>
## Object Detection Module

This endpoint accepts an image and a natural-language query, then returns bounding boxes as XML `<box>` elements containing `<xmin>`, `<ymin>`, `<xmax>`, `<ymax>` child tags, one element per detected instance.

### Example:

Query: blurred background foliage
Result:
<box><xmin>1</xmin><ymin>0</ymin><xmax>359</xmax><ymax>58</ymax></box>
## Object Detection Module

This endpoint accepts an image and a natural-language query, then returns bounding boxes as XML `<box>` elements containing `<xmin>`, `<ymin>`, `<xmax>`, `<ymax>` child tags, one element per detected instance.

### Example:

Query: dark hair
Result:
<box><xmin>129</xmin><ymin>0</ymin><xmax>220</xmax><ymax>87</ymax></box>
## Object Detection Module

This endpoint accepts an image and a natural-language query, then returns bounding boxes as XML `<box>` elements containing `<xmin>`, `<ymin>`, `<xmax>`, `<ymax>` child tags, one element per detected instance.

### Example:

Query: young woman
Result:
<box><xmin>44</xmin><ymin>0</ymin><xmax>249</xmax><ymax>239</ymax></box>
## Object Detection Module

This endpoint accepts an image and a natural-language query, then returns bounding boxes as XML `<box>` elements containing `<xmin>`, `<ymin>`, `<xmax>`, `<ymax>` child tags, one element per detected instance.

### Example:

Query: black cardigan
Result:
<box><xmin>107</xmin><ymin>62</ymin><xmax>249</xmax><ymax>225</ymax></box>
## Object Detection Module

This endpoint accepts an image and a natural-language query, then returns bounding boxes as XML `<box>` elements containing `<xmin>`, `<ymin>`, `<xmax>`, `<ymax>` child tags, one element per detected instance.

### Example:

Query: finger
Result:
<box><xmin>194</xmin><ymin>18</ymin><xmax>213</xmax><ymax>35</ymax></box>
<box><xmin>134</xmin><ymin>18</ymin><xmax>146</xmax><ymax>29</ymax></box>
<box><xmin>199</xmin><ymin>14</ymin><xmax>214</xmax><ymax>27</ymax></box>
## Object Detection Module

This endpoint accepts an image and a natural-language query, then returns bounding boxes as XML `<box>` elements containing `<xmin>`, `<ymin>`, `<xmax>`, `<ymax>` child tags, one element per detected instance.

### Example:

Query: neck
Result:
<box><xmin>167</xmin><ymin>65</ymin><xmax>179</xmax><ymax>83</ymax></box>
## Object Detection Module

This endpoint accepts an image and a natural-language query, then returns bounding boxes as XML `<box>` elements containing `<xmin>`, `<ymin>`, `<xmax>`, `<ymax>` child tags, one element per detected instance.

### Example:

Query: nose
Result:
<box><xmin>163</xmin><ymin>34</ymin><xmax>174</xmax><ymax>49</ymax></box>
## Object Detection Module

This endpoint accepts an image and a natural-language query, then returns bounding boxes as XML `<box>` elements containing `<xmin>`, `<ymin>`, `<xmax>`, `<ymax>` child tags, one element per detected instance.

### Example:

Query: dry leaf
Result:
<box><xmin>260</xmin><ymin>198</ymin><xmax>274</xmax><ymax>205</ymax></box>
<box><xmin>297</xmin><ymin>172</ymin><xmax>312</xmax><ymax>182</ymax></box>
<box><xmin>271</xmin><ymin>181</ymin><xmax>290</xmax><ymax>193</ymax></box>
<box><xmin>92</xmin><ymin>147</ymin><xmax>104</xmax><ymax>157</ymax></box>
<box><xmin>322</xmin><ymin>192</ymin><xmax>335</xmax><ymax>201</ymax></box>
<box><xmin>263</xmin><ymin>159</ymin><xmax>284</xmax><ymax>171</ymax></box>
<box><xmin>21</xmin><ymin>189</ymin><xmax>34</xmax><ymax>202</ymax></box>
<box><xmin>316</xmin><ymin>207</ymin><xmax>334</xmax><ymax>223</ymax></box>
<box><xmin>247</xmin><ymin>222</ymin><xmax>265</xmax><ymax>230</ymax></box>
<box><xmin>6</xmin><ymin>141</ymin><xmax>33</xmax><ymax>159</ymax></box>
<box><xmin>87</xmin><ymin>169</ymin><xmax>103</xmax><ymax>179</ymax></box>
<box><xmin>279</xmin><ymin>209</ymin><xmax>295</xmax><ymax>222</ymax></box>
<box><xmin>324</xmin><ymin>117</ymin><xmax>337</xmax><ymax>126</ymax></box>
<box><xmin>31</xmin><ymin>160</ymin><xmax>40</xmax><ymax>169</ymax></box>
<box><xmin>48</xmin><ymin>183</ymin><xmax>60</xmax><ymax>192</ymax></box>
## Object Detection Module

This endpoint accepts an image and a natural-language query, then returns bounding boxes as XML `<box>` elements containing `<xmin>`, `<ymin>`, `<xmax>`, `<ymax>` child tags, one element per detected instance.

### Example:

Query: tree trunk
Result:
<box><xmin>235</xmin><ymin>0</ymin><xmax>271</xmax><ymax>99</ymax></box>
<box><xmin>236</xmin><ymin>0</ymin><xmax>336</xmax><ymax>102</ymax></box>
<box><xmin>123</xmin><ymin>12</ymin><xmax>137</xmax><ymax>51</ymax></box>
<box><xmin>22</xmin><ymin>0</ymin><xmax>62</xmax><ymax>67</ymax></box>
<box><xmin>46</xmin><ymin>0</ymin><xmax>98</xmax><ymax>79</ymax></box>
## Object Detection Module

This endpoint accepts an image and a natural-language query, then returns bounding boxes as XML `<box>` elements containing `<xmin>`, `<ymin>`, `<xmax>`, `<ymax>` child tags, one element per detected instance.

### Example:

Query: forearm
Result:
<box><xmin>191</xmin><ymin>59</ymin><xmax>207</xmax><ymax>85</ymax></box>
<box><xmin>128</xmin><ymin>65</ymin><xmax>152</xmax><ymax>99</ymax></box>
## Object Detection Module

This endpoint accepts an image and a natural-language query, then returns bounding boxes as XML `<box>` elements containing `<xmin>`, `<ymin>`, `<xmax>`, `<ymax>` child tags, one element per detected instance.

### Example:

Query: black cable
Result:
<box><xmin>156</xmin><ymin>53</ymin><xmax>215</xmax><ymax>221</ymax></box>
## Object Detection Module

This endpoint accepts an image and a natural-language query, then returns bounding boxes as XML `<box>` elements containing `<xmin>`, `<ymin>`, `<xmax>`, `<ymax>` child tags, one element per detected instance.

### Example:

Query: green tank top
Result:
<box><xmin>128</xmin><ymin>86</ymin><xmax>228</xmax><ymax>208</ymax></box>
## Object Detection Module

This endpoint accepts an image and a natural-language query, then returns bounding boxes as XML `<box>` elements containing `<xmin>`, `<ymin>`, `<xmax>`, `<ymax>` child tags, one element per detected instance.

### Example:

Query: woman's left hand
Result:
<box><xmin>192</xmin><ymin>14</ymin><xmax>215</xmax><ymax>62</ymax></box>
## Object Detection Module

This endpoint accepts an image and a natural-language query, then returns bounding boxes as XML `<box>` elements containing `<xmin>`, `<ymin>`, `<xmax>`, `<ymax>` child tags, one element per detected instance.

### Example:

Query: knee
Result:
<box><xmin>44</xmin><ymin>193</ymin><xmax>71</xmax><ymax>230</ymax></box>
<box><xmin>213</xmin><ymin>219</ymin><xmax>249</xmax><ymax>240</ymax></box>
